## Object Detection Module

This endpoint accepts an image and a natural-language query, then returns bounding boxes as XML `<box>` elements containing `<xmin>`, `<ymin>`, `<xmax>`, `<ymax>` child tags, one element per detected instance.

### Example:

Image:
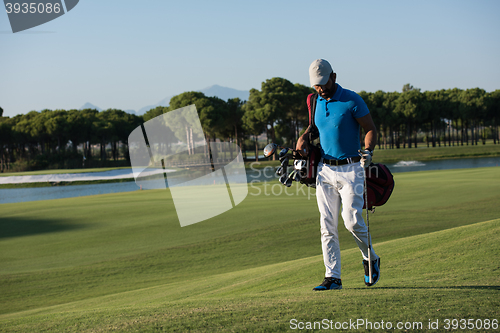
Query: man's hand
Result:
<box><xmin>358</xmin><ymin>149</ymin><xmax>373</xmax><ymax>168</ymax></box>
<box><xmin>296</xmin><ymin>136</ymin><xmax>309</xmax><ymax>157</ymax></box>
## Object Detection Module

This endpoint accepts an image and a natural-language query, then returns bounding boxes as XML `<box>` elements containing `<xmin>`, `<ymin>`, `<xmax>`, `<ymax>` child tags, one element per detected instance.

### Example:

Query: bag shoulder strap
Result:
<box><xmin>307</xmin><ymin>93</ymin><xmax>319</xmax><ymax>141</ymax></box>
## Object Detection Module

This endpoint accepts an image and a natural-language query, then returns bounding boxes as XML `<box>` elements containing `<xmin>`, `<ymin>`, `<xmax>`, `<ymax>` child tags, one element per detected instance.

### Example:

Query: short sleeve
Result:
<box><xmin>352</xmin><ymin>93</ymin><xmax>370</xmax><ymax>119</ymax></box>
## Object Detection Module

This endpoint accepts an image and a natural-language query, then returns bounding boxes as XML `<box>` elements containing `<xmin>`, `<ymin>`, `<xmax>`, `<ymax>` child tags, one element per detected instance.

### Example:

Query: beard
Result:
<box><xmin>319</xmin><ymin>88</ymin><xmax>334</xmax><ymax>99</ymax></box>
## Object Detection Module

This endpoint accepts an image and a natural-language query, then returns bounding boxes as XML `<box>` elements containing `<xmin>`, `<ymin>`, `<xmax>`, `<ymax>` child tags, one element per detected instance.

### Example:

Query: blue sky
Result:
<box><xmin>1</xmin><ymin>0</ymin><xmax>499</xmax><ymax>117</ymax></box>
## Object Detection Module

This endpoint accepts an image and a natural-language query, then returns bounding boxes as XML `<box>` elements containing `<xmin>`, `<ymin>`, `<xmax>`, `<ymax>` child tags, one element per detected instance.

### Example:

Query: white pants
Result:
<box><xmin>316</xmin><ymin>161</ymin><xmax>379</xmax><ymax>279</ymax></box>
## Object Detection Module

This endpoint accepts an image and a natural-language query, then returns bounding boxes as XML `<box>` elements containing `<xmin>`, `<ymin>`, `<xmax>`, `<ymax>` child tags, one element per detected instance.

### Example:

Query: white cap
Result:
<box><xmin>309</xmin><ymin>59</ymin><xmax>333</xmax><ymax>87</ymax></box>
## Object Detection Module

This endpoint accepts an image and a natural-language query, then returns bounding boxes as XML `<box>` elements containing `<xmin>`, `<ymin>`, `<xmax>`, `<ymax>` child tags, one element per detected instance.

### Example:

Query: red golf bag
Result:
<box><xmin>363</xmin><ymin>163</ymin><xmax>395</xmax><ymax>210</ymax></box>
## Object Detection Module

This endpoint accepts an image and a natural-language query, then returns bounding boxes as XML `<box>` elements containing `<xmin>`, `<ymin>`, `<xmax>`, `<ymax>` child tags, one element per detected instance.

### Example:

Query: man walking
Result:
<box><xmin>296</xmin><ymin>59</ymin><xmax>380</xmax><ymax>290</ymax></box>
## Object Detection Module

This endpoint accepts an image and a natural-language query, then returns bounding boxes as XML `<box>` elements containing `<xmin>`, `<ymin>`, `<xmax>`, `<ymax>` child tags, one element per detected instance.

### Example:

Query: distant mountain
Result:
<box><xmin>137</xmin><ymin>104</ymin><xmax>161</xmax><ymax>115</ymax></box>
<box><xmin>156</xmin><ymin>96</ymin><xmax>172</xmax><ymax>107</ymax></box>
<box><xmin>80</xmin><ymin>103</ymin><xmax>102</xmax><ymax>111</ymax></box>
<box><xmin>136</xmin><ymin>85</ymin><xmax>249</xmax><ymax>116</ymax></box>
<box><xmin>199</xmin><ymin>85</ymin><xmax>249</xmax><ymax>102</ymax></box>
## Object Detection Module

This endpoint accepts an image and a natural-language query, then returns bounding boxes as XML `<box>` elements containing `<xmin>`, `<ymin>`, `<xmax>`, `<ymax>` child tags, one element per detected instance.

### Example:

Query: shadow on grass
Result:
<box><xmin>0</xmin><ymin>216</ymin><xmax>85</xmax><ymax>239</ymax></box>
<box><xmin>353</xmin><ymin>286</ymin><xmax>500</xmax><ymax>290</ymax></box>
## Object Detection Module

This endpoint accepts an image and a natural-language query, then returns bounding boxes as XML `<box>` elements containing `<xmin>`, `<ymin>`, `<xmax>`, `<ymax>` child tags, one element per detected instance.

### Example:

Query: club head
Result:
<box><xmin>279</xmin><ymin>173</ymin><xmax>288</xmax><ymax>185</ymax></box>
<box><xmin>290</xmin><ymin>170</ymin><xmax>302</xmax><ymax>182</ymax></box>
<box><xmin>298</xmin><ymin>168</ymin><xmax>307</xmax><ymax>179</ymax></box>
<box><xmin>278</xmin><ymin>148</ymin><xmax>289</xmax><ymax>158</ymax></box>
<box><xmin>263</xmin><ymin>143</ymin><xmax>278</xmax><ymax>158</ymax></box>
<box><xmin>284</xmin><ymin>176</ymin><xmax>293</xmax><ymax>187</ymax></box>
<box><xmin>295</xmin><ymin>173</ymin><xmax>302</xmax><ymax>182</ymax></box>
<box><xmin>294</xmin><ymin>159</ymin><xmax>307</xmax><ymax>170</ymax></box>
<box><xmin>275</xmin><ymin>166</ymin><xmax>284</xmax><ymax>176</ymax></box>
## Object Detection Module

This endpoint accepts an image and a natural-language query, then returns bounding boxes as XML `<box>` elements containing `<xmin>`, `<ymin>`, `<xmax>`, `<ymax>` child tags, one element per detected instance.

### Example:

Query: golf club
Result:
<box><xmin>289</xmin><ymin>170</ymin><xmax>301</xmax><ymax>182</ymax></box>
<box><xmin>278</xmin><ymin>148</ymin><xmax>289</xmax><ymax>158</ymax></box>
<box><xmin>279</xmin><ymin>154</ymin><xmax>290</xmax><ymax>164</ymax></box>
<box><xmin>263</xmin><ymin>143</ymin><xmax>278</xmax><ymax>158</ymax></box>
<box><xmin>363</xmin><ymin>171</ymin><xmax>373</xmax><ymax>284</ymax></box>
<box><xmin>293</xmin><ymin>159</ymin><xmax>306</xmax><ymax>170</ymax></box>
<box><xmin>264</xmin><ymin>142</ymin><xmax>307</xmax><ymax>187</ymax></box>
<box><xmin>275</xmin><ymin>165</ymin><xmax>285</xmax><ymax>176</ymax></box>
<box><xmin>263</xmin><ymin>143</ymin><xmax>299</xmax><ymax>159</ymax></box>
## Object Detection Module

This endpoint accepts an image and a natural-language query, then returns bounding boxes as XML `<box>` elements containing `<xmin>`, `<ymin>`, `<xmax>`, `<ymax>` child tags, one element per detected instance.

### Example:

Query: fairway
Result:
<box><xmin>1</xmin><ymin>167</ymin><xmax>499</xmax><ymax>332</ymax></box>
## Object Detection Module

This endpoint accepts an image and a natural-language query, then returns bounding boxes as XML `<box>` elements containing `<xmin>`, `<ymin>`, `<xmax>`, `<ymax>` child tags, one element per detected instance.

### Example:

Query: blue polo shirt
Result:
<box><xmin>315</xmin><ymin>84</ymin><xmax>369</xmax><ymax>160</ymax></box>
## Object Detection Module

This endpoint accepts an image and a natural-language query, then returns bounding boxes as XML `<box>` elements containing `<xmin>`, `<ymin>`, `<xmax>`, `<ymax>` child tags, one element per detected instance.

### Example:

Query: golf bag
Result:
<box><xmin>363</xmin><ymin>163</ymin><xmax>395</xmax><ymax>210</ymax></box>
<box><xmin>293</xmin><ymin>93</ymin><xmax>322</xmax><ymax>187</ymax></box>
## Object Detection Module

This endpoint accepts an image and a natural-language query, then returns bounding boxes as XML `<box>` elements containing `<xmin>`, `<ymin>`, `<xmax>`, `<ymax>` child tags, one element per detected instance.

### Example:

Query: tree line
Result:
<box><xmin>0</xmin><ymin>108</ymin><xmax>142</xmax><ymax>171</ymax></box>
<box><xmin>359</xmin><ymin>84</ymin><xmax>500</xmax><ymax>150</ymax></box>
<box><xmin>0</xmin><ymin>78</ymin><xmax>499</xmax><ymax>172</ymax></box>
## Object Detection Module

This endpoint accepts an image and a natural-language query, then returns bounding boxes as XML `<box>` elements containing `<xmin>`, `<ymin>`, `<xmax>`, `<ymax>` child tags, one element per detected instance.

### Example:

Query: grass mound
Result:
<box><xmin>1</xmin><ymin>219</ymin><xmax>499</xmax><ymax>332</ymax></box>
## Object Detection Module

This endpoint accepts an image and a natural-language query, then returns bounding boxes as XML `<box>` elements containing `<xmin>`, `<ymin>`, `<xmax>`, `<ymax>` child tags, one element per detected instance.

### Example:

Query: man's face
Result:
<box><xmin>313</xmin><ymin>73</ymin><xmax>336</xmax><ymax>99</ymax></box>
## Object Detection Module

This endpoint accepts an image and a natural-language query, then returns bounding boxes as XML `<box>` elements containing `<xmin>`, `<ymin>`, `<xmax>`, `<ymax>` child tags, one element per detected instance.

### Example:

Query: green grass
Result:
<box><xmin>0</xmin><ymin>167</ymin><xmax>499</xmax><ymax>332</ymax></box>
<box><xmin>1</xmin><ymin>220</ymin><xmax>499</xmax><ymax>332</ymax></box>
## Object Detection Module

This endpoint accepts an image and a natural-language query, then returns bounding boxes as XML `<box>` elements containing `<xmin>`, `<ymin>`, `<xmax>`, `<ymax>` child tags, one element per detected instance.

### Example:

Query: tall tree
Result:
<box><xmin>44</xmin><ymin>109</ymin><xmax>70</xmax><ymax>153</ymax></box>
<box><xmin>246</xmin><ymin>78</ymin><xmax>297</xmax><ymax>146</ymax></box>
<box><xmin>143</xmin><ymin>106</ymin><xmax>167</xmax><ymax>122</ymax></box>
<box><xmin>94</xmin><ymin>110</ymin><xmax>114</xmax><ymax>161</ymax></box>
<box><xmin>0</xmin><ymin>116</ymin><xmax>12</xmax><ymax>171</ymax></box>
<box><xmin>360</xmin><ymin>90</ymin><xmax>388</xmax><ymax>149</ymax></box>
<box><xmin>487</xmin><ymin>90</ymin><xmax>500</xmax><ymax>144</ymax></box>
<box><xmin>460</xmin><ymin>88</ymin><xmax>486</xmax><ymax>145</ymax></box>
<box><xmin>99</xmin><ymin>109</ymin><xmax>130</xmax><ymax>160</ymax></box>
<box><xmin>66</xmin><ymin>109</ymin><xmax>88</xmax><ymax>154</ymax></box>
<box><xmin>80</xmin><ymin>109</ymin><xmax>98</xmax><ymax>158</ymax></box>
<box><xmin>242</xmin><ymin>101</ymin><xmax>265</xmax><ymax>161</ymax></box>
<box><xmin>395</xmin><ymin>86</ymin><xmax>422</xmax><ymax>148</ymax></box>
<box><xmin>424</xmin><ymin>90</ymin><xmax>447</xmax><ymax>147</ymax></box>
<box><xmin>447</xmin><ymin>88</ymin><xmax>463</xmax><ymax>146</ymax></box>
<box><xmin>117</xmin><ymin>112</ymin><xmax>142</xmax><ymax>161</ymax></box>
<box><xmin>226</xmin><ymin>97</ymin><xmax>245</xmax><ymax>150</ymax></box>
<box><xmin>382</xmin><ymin>91</ymin><xmax>400</xmax><ymax>148</ymax></box>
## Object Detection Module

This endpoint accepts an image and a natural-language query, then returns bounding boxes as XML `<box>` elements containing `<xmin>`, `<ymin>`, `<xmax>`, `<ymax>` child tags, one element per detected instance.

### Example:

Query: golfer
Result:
<box><xmin>296</xmin><ymin>59</ymin><xmax>380</xmax><ymax>290</ymax></box>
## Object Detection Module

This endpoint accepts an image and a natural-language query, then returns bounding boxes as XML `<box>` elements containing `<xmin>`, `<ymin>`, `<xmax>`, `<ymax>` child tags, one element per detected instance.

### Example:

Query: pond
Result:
<box><xmin>1</xmin><ymin>156</ymin><xmax>499</xmax><ymax>204</ymax></box>
<box><xmin>387</xmin><ymin>157</ymin><xmax>500</xmax><ymax>173</ymax></box>
<box><xmin>0</xmin><ymin>181</ymin><xmax>141</xmax><ymax>204</ymax></box>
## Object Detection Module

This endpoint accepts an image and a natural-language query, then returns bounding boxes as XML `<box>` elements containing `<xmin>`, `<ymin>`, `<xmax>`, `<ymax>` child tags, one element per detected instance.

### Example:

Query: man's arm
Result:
<box><xmin>356</xmin><ymin>113</ymin><xmax>377</xmax><ymax>151</ymax></box>
<box><xmin>296</xmin><ymin>125</ymin><xmax>317</xmax><ymax>157</ymax></box>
